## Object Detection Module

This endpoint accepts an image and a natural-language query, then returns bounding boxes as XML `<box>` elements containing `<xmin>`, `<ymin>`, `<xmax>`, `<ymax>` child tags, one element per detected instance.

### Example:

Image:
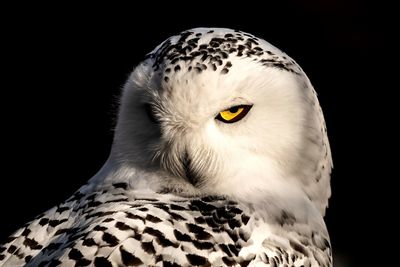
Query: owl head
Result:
<box><xmin>110</xmin><ymin>28</ymin><xmax>332</xmax><ymax>216</ymax></box>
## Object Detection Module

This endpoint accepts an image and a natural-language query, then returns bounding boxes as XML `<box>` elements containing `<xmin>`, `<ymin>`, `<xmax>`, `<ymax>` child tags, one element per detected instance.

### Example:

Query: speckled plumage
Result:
<box><xmin>0</xmin><ymin>28</ymin><xmax>332</xmax><ymax>266</ymax></box>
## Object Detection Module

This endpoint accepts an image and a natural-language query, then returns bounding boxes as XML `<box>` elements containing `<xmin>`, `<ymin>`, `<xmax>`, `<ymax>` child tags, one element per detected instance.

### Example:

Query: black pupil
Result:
<box><xmin>229</xmin><ymin>106</ymin><xmax>240</xmax><ymax>113</ymax></box>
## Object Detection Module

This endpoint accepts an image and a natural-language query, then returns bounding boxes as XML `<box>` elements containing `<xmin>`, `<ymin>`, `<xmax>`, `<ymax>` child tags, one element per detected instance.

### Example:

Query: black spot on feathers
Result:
<box><xmin>112</xmin><ymin>182</ymin><xmax>128</xmax><ymax>190</ymax></box>
<box><xmin>143</xmin><ymin>227</ymin><xmax>178</xmax><ymax>248</ymax></box>
<box><xmin>102</xmin><ymin>232</ymin><xmax>119</xmax><ymax>246</ymax></box>
<box><xmin>120</xmin><ymin>246</ymin><xmax>143</xmax><ymax>266</ymax></box>
<box><xmin>23</xmin><ymin>237</ymin><xmax>43</xmax><ymax>250</ymax></box>
<box><xmin>94</xmin><ymin>257</ymin><xmax>112</xmax><ymax>267</ymax></box>
<box><xmin>68</xmin><ymin>248</ymin><xmax>84</xmax><ymax>260</ymax></box>
<box><xmin>186</xmin><ymin>254</ymin><xmax>210</xmax><ymax>265</ymax></box>
<box><xmin>148</xmin><ymin>29</ymin><xmax>300</xmax><ymax>80</ymax></box>
<box><xmin>289</xmin><ymin>240</ymin><xmax>309</xmax><ymax>257</ymax></box>
<box><xmin>141</xmin><ymin>241</ymin><xmax>156</xmax><ymax>254</ymax></box>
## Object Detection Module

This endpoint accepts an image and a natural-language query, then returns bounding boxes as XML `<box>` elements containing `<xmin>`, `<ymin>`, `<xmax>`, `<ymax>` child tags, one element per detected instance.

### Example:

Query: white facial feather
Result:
<box><xmin>111</xmin><ymin>27</ymin><xmax>332</xmax><ymax>218</ymax></box>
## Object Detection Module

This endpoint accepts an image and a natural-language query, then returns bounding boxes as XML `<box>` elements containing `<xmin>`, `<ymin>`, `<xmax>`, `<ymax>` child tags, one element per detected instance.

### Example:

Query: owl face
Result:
<box><xmin>113</xmin><ymin>28</ymin><xmax>332</xmax><ymax>214</ymax></box>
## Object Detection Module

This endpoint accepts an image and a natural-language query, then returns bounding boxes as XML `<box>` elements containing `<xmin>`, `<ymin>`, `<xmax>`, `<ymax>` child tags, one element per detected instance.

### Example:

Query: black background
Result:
<box><xmin>1</xmin><ymin>1</ymin><xmax>387</xmax><ymax>266</ymax></box>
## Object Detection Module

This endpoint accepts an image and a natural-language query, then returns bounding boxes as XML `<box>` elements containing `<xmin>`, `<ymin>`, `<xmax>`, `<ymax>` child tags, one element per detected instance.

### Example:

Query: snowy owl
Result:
<box><xmin>0</xmin><ymin>28</ymin><xmax>332</xmax><ymax>266</ymax></box>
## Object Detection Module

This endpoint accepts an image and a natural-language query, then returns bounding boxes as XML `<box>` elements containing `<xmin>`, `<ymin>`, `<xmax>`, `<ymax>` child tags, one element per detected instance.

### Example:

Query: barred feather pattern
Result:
<box><xmin>0</xmin><ymin>183</ymin><xmax>331</xmax><ymax>266</ymax></box>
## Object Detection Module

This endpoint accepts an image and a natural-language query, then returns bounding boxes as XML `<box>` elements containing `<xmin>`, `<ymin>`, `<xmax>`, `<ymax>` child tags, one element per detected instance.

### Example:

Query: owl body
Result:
<box><xmin>0</xmin><ymin>183</ymin><xmax>330</xmax><ymax>266</ymax></box>
<box><xmin>0</xmin><ymin>28</ymin><xmax>332</xmax><ymax>266</ymax></box>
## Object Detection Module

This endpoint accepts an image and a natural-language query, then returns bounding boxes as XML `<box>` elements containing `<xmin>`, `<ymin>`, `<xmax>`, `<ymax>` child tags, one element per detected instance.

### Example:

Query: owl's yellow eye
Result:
<box><xmin>215</xmin><ymin>105</ymin><xmax>252</xmax><ymax>123</ymax></box>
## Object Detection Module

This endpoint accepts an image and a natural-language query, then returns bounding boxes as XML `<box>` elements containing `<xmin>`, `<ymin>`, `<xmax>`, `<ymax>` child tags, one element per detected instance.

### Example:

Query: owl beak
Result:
<box><xmin>181</xmin><ymin>150</ymin><xmax>200</xmax><ymax>186</ymax></box>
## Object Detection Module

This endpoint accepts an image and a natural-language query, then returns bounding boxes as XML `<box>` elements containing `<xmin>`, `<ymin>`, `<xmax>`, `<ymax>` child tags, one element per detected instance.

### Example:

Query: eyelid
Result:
<box><xmin>220</xmin><ymin>98</ymin><xmax>252</xmax><ymax>111</ymax></box>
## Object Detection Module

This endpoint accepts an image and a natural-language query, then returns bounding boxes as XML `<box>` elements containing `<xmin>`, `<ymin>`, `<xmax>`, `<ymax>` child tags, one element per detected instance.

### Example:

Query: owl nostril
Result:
<box><xmin>182</xmin><ymin>151</ymin><xmax>199</xmax><ymax>186</ymax></box>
